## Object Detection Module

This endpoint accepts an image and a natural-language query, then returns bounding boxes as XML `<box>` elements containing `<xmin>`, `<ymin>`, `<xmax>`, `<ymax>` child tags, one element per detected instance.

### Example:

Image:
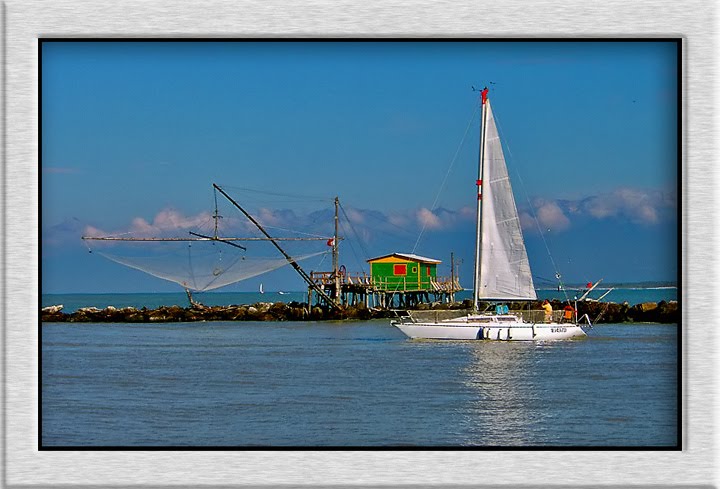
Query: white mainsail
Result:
<box><xmin>476</xmin><ymin>101</ymin><xmax>536</xmax><ymax>301</ymax></box>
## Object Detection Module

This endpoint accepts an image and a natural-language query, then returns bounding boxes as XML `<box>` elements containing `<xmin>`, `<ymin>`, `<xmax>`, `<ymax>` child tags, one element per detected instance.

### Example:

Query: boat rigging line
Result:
<box><xmin>216</xmin><ymin>184</ymin><xmax>330</xmax><ymax>203</ymax></box>
<box><xmin>337</xmin><ymin>202</ymin><xmax>371</xmax><ymax>263</ymax></box>
<box><xmin>336</xmin><ymin>204</ymin><xmax>370</xmax><ymax>277</ymax></box>
<box><xmin>411</xmin><ymin>97</ymin><xmax>481</xmax><ymax>254</ymax></box>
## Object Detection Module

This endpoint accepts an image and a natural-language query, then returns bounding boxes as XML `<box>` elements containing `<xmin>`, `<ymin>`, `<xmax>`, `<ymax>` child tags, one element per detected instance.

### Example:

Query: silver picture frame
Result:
<box><xmin>7</xmin><ymin>0</ymin><xmax>713</xmax><ymax>486</ymax></box>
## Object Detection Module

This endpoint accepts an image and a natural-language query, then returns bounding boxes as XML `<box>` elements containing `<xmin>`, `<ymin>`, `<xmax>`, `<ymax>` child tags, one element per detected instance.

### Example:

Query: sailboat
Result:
<box><xmin>391</xmin><ymin>89</ymin><xmax>588</xmax><ymax>341</ymax></box>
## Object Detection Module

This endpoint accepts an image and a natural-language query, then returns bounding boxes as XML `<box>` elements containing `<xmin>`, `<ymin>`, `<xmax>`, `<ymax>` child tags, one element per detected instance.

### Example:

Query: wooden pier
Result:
<box><xmin>308</xmin><ymin>269</ymin><xmax>462</xmax><ymax>309</ymax></box>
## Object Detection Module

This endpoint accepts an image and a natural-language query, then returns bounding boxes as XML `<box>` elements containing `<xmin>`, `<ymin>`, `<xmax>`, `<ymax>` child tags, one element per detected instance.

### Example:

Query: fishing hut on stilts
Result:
<box><xmin>307</xmin><ymin>196</ymin><xmax>462</xmax><ymax>309</ymax></box>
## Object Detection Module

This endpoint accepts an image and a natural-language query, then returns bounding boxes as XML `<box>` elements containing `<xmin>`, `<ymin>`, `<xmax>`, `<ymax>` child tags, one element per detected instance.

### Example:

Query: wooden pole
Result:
<box><xmin>450</xmin><ymin>252</ymin><xmax>455</xmax><ymax>303</ymax></box>
<box><xmin>333</xmin><ymin>196</ymin><xmax>341</xmax><ymax>305</ymax></box>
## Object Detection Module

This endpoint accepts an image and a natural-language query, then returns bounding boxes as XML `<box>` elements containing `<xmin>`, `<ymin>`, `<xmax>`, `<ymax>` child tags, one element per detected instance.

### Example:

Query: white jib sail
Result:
<box><xmin>477</xmin><ymin>101</ymin><xmax>537</xmax><ymax>300</ymax></box>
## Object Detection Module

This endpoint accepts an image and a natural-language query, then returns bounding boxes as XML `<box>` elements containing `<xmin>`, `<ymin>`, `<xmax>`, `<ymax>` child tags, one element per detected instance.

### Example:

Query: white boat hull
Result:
<box><xmin>391</xmin><ymin>318</ymin><xmax>587</xmax><ymax>341</ymax></box>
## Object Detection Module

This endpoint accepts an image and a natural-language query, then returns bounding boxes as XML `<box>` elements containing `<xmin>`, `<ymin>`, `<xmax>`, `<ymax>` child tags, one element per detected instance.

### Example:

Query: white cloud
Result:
<box><xmin>82</xmin><ymin>224</ymin><xmax>107</xmax><ymax>238</ymax></box>
<box><xmin>152</xmin><ymin>209</ymin><xmax>211</xmax><ymax>230</ymax></box>
<box><xmin>417</xmin><ymin>207</ymin><xmax>442</xmax><ymax>230</ymax></box>
<box><xmin>75</xmin><ymin>187</ymin><xmax>673</xmax><ymax>251</ymax></box>
<box><xmin>636</xmin><ymin>205</ymin><xmax>659</xmax><ymax>224</ymax></box>
<box><xmin>586</xmin><ymin>199</ymin><xmax>616</xmax><ymax>219</ymax></box>
<box><xmin>536</xmin><ymin>200</ymin><xmax>571</xmax><ymax>231</ymax></box>
<box><xmin>345</xmin><ymin>208</ymin><xmax>366</xmax><ymax>224</ymax></box>
<box><xmin>82</xmin><ymin>208</ymin><xmax>213</xmax><ymax>239</ymax></box>
<box><xmin>516</xmin><ymin>187</ymin><xmax>674</xmax><ymax>234</ymax></box>
<box><xmin>581</xmin><ymin>187</ymin><xmax>670</xmax><ymax>225</ymax></box>
<box><xmin>458</xmin><ymin>206</ymin><xmax>475</xmax><ymax>219</ymax></box>
<box><xmin>257</xmin><ymin>208</ymin><xmax>281</xmax><ymax>226</ymax></box>
<box><xmin>387</xmin><ymin>213</ymin><xmax>410</xmax><ymax>228</ymax></box>
<box><xmin>519</xmin><ymin>211</ymin><xmax>539</xmax><ymax>234</ymax></box>
<box><xmin>130</xmin><ymin>217</ymin><xmax>155</xmax><ymax>234</ymax></box>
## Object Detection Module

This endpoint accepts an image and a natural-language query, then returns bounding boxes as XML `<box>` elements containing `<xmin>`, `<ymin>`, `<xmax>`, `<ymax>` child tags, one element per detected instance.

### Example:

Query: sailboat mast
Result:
<box><xmin>472</xmin><ymin>88</ymin><xmax>489</xmax><ymax>312</ymax></box>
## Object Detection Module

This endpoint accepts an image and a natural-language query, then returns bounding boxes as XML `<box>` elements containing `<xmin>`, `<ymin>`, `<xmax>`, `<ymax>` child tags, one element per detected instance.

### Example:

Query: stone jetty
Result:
<box><xmin>41</xmin><ymin>298</ymin><xmax>678</xmax><ymax>324</ymax></box>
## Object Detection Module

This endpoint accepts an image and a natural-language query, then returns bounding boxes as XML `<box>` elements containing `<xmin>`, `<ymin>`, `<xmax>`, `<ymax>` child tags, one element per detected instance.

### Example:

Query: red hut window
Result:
<box><xmin>393</xmin><ymin>264</ymin><xmax>407</xmax><ymax>276</ymax></box>
<box><xmin>426</xmin><ymin>266</ymin><xmax>431</xmax><ymax>275</ymax></box>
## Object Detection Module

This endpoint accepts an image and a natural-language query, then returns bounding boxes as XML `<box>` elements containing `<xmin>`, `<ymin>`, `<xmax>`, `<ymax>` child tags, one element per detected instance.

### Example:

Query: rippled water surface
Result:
<box><xmin>41</xmin><ymin>321</ymin><xmax>678</xmax><ymax>447</ymax></box>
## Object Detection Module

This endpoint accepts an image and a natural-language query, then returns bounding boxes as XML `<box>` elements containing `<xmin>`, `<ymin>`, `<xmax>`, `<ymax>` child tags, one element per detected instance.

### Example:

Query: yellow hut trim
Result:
<box><xmin>366</xmin><ymin>253</ymin><xmax>442</xmax><ymax>265</ymax></box>
<box><xmin>369</xmin><ymin>256</ymin><xmax>413</xmax><ymax>264</ymax></box>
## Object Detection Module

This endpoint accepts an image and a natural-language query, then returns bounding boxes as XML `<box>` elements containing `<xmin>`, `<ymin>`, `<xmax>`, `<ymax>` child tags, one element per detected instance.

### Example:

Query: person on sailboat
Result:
<box><xmin>542</xmin><ymin>300</ymin><xmax>553</xmax><ymax>323</ymax></box>
<box><xmin>562</xmin><ymin>304</ymin><xmax>575</xmax><ymax>323</ymax></box>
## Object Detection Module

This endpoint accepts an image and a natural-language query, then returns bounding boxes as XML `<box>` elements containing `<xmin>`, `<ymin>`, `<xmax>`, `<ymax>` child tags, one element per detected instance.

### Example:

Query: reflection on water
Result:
<box><xmin>459</xmin><ymin>343</ymin><xmax>542</xmax><ymax>445</ymax></box>
<box><xmin>452</xmin><ymin>327</ymin><xmax>677</xmax><ymax>447</ymax></box>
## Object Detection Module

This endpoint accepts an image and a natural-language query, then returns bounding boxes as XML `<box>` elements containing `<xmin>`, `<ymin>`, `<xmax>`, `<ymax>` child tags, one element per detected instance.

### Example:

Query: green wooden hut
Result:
<box><xmin>367</xmin><ymin>252</ymin><xmax>441</xmax><ymax>292</ymax></box>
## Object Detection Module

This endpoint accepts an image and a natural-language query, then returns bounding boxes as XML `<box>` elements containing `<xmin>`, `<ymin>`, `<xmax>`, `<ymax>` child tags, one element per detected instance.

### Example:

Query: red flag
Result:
<box><xmin>327</xmin><ymin>238</ymin><xmax>335</xmax><ymax>247</ymax></box>
<box><xmin>481</xmin><ymin>87</ymin><xmax>489</xmax><ymax>104</ymax></box>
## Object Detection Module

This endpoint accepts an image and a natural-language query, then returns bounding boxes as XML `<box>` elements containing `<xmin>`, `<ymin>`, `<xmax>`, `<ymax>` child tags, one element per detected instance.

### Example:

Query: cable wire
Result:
<box><xmin>412</xmin><ymin>100</ymin><xmax>480</xmax><ymax>253</ymax></box>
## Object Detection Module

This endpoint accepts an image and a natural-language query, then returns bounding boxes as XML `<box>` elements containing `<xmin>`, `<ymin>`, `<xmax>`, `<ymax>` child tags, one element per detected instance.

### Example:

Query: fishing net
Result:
<box><xmin>83</xmin><ymin>185</ymin><xmax>336</xmax><ymax>292</ymax></box>
<box><xmin>93</xmin><ymin>244</ymin><xmax>328</xmax><ymax>292</ymax></box>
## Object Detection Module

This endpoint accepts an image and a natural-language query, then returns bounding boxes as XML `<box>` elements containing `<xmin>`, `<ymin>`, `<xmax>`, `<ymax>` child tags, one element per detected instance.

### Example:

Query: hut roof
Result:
<box><xmin>367</xmin><ymin>252</ymin><xmax>442</xmax><ymax>264</ymax></box>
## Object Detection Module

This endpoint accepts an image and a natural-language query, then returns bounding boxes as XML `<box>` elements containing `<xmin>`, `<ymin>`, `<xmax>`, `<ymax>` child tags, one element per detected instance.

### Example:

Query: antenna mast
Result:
<box><xmin>213</xmin><ymin>187</ymin><xmax>221</xmax><ymax>239</ymax></box>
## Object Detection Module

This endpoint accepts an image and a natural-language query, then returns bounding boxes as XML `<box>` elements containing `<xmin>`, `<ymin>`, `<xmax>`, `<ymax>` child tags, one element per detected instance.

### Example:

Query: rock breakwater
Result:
<box><xmin>41</xmin><ymin>299</ymin><xmax>679</xmax><ymax>324</ymax></box>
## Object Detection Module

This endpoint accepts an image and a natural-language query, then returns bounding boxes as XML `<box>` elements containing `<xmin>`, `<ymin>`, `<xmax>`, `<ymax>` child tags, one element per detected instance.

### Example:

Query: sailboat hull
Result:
<box><xmin>391</xmin><ymin>319</ymin><xmax>587</xmax><ymax>341</ymax></box>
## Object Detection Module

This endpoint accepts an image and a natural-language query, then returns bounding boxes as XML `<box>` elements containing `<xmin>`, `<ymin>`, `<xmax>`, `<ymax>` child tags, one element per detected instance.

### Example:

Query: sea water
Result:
<box><xmin>41</xmin><ymin>319</ymin><xmax>678</xmax><ymax>447</ymax></box>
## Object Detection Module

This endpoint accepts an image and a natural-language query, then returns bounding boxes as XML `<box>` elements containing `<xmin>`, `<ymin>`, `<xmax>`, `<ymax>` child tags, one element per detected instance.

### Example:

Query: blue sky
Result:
<box><xmin>41</xmin><ymin>40</ymin><xmax>679</xmax><ymax>293</ymax></box>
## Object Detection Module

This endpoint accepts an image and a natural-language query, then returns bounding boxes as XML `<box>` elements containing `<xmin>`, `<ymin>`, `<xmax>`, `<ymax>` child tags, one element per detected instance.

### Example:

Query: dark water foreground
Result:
<box><xmin>41</xmin><ymin>299</ymin><xmax>679</xmax><ymax>324</ymax></box>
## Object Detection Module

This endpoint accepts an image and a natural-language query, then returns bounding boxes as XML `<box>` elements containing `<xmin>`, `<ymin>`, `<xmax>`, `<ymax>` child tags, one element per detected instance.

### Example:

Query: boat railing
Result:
<box><xmin>514</xmin><ymin>309</ymin><xmax>575</xmax><ymax>324</ymax></box>
<box><xmin>309</xmin><ymin>270</ymin><xmax>371</xmax><ymax>286</ymax></box>
<box><xmin>370</xmin><ymin>275</ymin><xmax>461</xmax><ymax>293</ymax></box>
<box><xmin>576</xmin><ymin>313</ymin><xmax>594</xmax><ymax>328</ymax></box>
<box><xmin>405</xmin><ymin>309</ymin><xmax>577</xmax><ymax>324</ymax></box>
<box><xmin>407</xmin><ymin>309</ymin><xmax>471</xmax><ymax>323</ymax></box>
